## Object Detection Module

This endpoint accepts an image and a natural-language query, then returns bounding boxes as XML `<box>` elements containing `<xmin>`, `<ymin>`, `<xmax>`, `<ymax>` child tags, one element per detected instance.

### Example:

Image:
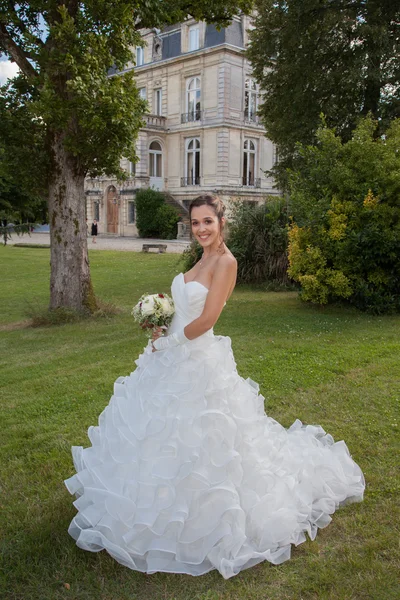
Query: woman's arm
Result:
<box><xmin>152</xmin><ymin>255</ymin><xmax>236</xmax><ymax>351</ymax></box>
<box><xmin>183</xmin><ymin>255</ymin><xmax>237</xmax><ymax>340</ymax></box>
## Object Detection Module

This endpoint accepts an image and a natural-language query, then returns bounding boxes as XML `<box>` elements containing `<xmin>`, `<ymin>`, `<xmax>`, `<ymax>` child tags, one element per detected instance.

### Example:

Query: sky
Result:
<box><xmin>0</xmin><ymin>57</ymin><xmax>20</xmax><ymax>85</ymax></box>
<box><xmin>0</xmin><ymin>13</ymin><xmax>46</xmax><ymax>85</ymax></box>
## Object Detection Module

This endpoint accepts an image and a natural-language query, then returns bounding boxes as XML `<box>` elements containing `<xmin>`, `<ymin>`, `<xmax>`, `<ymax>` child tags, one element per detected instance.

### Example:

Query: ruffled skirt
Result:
<box><xmin>64</xmin><ymin>335</ymin><xmax>365</xmax><ymax>579</ymax></box>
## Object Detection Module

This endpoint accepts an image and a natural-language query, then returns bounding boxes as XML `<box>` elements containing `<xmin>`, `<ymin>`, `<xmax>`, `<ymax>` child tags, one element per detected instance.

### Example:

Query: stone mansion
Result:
<box><xmin>85</xmin><ymin>15</ymin><xmax>277</xmax><ymax>237</ymax></box>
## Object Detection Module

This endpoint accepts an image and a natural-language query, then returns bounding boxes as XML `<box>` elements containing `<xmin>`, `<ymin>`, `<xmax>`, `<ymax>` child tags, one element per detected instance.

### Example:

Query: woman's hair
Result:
<box><xmin>189</xmin><ymin>194</ymin><xmax>226</xmax><ymax>233</ymax></box>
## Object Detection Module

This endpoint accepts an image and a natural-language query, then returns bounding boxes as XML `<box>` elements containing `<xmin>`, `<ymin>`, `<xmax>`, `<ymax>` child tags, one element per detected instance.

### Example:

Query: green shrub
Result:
<box><xmin>288</xmin><ymin>222</ymin><xmax>352</xmax><ymax>304</ymax></box>
<box><xmin>228</xmin><ymin>198</ymin><xmax>290</xmax><ymax>284</ymax></box>
<box><xmin>154</xmin><ymin>204</ymin><xmax>180</xmax><ymax>240</ymax></box>
<box><xmin>135</xmin><ymin>188</ymin><xmax>164</xmax><ymax>237</ymax></box>
<box><xmin>288</xmin><ymin>116</ymin><xmax>400</xmax><ymax>314</ymax></box>
<box><xmin>180</xmin><ymin>239</ymin><xmax>202</xmax><ymax>272</ymax></box>
<box><xmin>135</xmin><ymin>188</ymin><xmax>180</xmax><ymax>239</ymax></box>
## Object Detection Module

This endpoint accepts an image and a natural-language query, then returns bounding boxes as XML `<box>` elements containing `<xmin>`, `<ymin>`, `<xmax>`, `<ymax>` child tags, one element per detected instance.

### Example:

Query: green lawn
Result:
<box><xmin>0</xmin><ymin>245</ymin><xmax>399</xmax><ymax>600</ymax></box>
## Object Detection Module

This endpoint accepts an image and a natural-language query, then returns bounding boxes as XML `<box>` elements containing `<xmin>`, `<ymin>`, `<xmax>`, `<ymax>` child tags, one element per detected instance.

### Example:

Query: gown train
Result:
<box><xmin>65</xmin><ymin>272</ymin><xmax>365</xmax><ymax>579</ymax></box>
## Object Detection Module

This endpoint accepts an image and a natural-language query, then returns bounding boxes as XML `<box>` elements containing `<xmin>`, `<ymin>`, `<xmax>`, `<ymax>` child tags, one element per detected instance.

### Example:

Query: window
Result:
<box><xmin>243</xmin><ymin>139</ymin><xmax>256</xmax><ymax>186</ymax></box>
<box><xmin>244</xmin><ymin>77</ymin><xmax>258</xmax><ymax>122</ymax></box>
<box><xmin>136</xmin><ymin>46</ymin><xmax>144</xmax><ymax>66</ymax></box>
<box><xmin>128</xmin><ymin>161</ymin><xmax>136</xmax><ymax>176</ymax></box>
<box><xmin>185</xmin><ymin>77</ymin><xmax>201</xmax><ymax>122</ymax></box>
<box><xmin>149</xmin><ymin>141</ymin><xmax>162</xmax><ymax>177</ymax></box>
<box><xmin>188</xmin><ymin>25</ymin><xmax>200</xmax><ymax>51</ymax></box>
<box><xmin>128</xmin><ymin>202</ymin><xmax>135</xmax><ymax>224</ymax></box>
<box><xmin>154</xmin><ymin>88</ymin><xmax>162</xmax><ymax>116</ymax></box>
<box><xmin>93</xmin><ymin>201</ymin><xmax>100</xmax><ymax>221</ymax></box>
<box><xmin>185</xmin><ymin>138</ymin><xmax>200</xmax><ymax>185</ymax></box>
<box><xmin>139</xmin><ymin>87</ymin><xmax>147</xmax><ymax>100</ymax></box>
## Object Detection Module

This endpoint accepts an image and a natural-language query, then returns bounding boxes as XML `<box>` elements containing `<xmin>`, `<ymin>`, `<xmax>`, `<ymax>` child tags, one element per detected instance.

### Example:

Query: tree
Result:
<box><xmin>0</xmin><ymin>78</ymin><xmax>48</xmax><ymax>243</ymax></box>
<box><xmin>248</xmin><ymin>0</ymin><xmax>400</xmax><ymax>187</ymax></box>
<box><xmin>287</xmin><ymin>116</ymin><xmax>400</xmax><ymax>314</ymax></box>
<box><xmin>0</xmin><ymin>1</ymin><xmax>251</xmax><ymax>312</ymax></box>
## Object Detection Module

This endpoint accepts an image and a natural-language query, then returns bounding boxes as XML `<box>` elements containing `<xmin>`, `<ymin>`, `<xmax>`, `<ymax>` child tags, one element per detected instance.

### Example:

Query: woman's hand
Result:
<box><xmin>151</xmin><ymin>326</ymin><xmax>164</xmax><ymax>351</ymax></box>
<box><xmin>151</xmin><ymin>326</ymin><xmax>164</xmax><ymax>341</ymax></box>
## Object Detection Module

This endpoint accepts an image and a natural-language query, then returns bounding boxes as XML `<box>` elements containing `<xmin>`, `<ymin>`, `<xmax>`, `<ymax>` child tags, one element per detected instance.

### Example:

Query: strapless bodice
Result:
<box><xmin>168</xmin><ymin>272</ymin><xmax>213</xmax><ymax>337</ymax></box>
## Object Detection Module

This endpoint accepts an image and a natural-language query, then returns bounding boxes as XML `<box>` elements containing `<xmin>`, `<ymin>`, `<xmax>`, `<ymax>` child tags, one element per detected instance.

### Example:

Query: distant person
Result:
<box><xmin>91</xmin><ymin>219</ymin><xmax>98</xmax><ymax>243</ymax></box>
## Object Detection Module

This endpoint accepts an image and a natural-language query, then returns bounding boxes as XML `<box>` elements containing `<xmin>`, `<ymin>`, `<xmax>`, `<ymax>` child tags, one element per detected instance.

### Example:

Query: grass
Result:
<box><xmin>0</xmin><ymin>245</ymin><xmax>399</xmax><ymax>600</ymax></box>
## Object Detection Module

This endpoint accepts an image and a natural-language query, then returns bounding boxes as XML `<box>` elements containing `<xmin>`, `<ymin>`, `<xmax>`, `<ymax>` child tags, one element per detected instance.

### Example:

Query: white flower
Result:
<box><xmin>141</xmin><ymin>295</ymin><xmax>156</xmax><ymax>316</ymax></box>
<box><xmin>132</xmin><ymin>292</ymin><xmax>175</xmax><ymax>338</ymax></box>
<box><xmin>158</xmin><ymin>297</ymin><xmax>174</xmax><ymax>314</ymax></box>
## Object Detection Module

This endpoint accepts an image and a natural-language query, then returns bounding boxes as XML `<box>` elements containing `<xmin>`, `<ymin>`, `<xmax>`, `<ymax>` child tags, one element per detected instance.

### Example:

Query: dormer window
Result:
<box><xmin>188</xmin><ymin>25</ymin><xmax>200</xmax><ymax>51</ymax></box>
<box><xmin>136</xmin><ymin>46</ymin><xmax>144</xmax><ymax>66</ymax></box>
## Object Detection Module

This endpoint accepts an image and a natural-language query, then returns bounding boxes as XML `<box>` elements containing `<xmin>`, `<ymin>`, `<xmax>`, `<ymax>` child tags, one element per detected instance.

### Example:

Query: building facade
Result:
<box><xmin>85</xmin><ymin>15</ymin><xmax>277</xmax><ymax>237</ymax></box>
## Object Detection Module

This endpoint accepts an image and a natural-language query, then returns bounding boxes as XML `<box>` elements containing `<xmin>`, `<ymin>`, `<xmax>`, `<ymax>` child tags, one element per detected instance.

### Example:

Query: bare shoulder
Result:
<box><xmin>214</xmin><ymin>251</ymin><xmax>237</xmax><ymax>278</ymax></box>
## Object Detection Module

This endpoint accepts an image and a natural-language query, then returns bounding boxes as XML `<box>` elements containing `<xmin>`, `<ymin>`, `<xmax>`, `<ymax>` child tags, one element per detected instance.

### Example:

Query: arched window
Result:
<box><xmin>185</xmin><ymin>138</ymin><xmax>200</xmax><ymax>185</ymax></box>
<box><xmin>244</xmin><ymin>77</ymin><xmax>258</xmax><ymax>122</ymax></box>
<box><xmin>186</xmin><ymin>77</ymin><xmax>201</xmax><ymax>122</ymax></box>
<box><xmin>149</xmin><ymin>141</ymin><xmax>162</xmax><ymax>178</ymax></box>
<box><xmin>243</xmin><ymin>139</ymin><xmax>256</xmax><ymax>186</ymax></box>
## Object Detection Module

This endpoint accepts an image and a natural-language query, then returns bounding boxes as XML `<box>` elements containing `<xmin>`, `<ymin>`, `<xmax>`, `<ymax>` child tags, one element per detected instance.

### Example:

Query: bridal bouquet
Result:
<box><xmin>131</xmin><ymin>293</ymin><xmax>175</xmax><ymax>337</ymax></box>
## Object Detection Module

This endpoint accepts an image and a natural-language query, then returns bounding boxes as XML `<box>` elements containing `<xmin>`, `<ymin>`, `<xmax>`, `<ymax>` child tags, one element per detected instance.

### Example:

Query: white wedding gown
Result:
<box><xmin>65</xmin><ymin>272</ymin><xmax>365</xmax><ymax>579</ymax></box>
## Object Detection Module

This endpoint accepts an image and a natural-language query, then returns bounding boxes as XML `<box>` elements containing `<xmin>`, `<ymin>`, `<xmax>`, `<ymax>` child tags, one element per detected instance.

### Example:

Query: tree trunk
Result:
<box><xmin>48</xmin><ymin>131</ymin><xmax>96</xmax><ymax>312</ymax></box>
<box><xmin>362</xmin><ymin>48</ymin><xmax>382</xmax><ymax>119</ymax></box>
<box><xmin>362</xmin><ymin>1</ymin><xmax>383</xmax><ymax>119</ymax></box>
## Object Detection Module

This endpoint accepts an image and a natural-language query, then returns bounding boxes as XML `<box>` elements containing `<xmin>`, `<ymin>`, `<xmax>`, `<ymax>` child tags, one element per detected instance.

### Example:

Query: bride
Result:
<box><xmin>64</xmin><ymin>193</ymin><xmax>365</xmax><ymax>579</ymax></box>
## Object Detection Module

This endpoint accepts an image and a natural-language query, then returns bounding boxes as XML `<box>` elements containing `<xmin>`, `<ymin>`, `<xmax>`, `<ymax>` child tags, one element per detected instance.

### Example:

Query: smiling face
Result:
<box><xmin>190</xmin><ymin>205</ymin><xmax>224</xmax><ymax>249</ymax></box>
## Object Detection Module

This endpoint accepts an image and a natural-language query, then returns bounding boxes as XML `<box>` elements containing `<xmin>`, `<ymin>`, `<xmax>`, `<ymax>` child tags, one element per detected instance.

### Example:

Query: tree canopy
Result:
<box><xmin>248</xmin><ymin>0</ymin><xmax>400</xmax><ymax>185</ymax></box>
<box><xmin>287</xmin><ymin>116</ymin><xmax>400</xmax><ymax>314</ymax></box>
<box><xmin>0</xmin><ymin>0</ymin><xmax>252</xmax><ymax>311</ymax></box>
<box><xmin>0</xmin><ymin>0</ymin><xmax>252</xmax><ymax>177</ymax></box>
<box><xmin>0</xmin><ymin>77</ymin><xmax>47</xmax><ymax>228</ymax></box>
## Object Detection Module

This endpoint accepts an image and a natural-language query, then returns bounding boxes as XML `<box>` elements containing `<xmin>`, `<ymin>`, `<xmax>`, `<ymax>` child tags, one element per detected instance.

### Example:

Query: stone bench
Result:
<box><xmin>142</xmin><ymin>243</ymin><xmax>167</xmax><ymax>254</ymax></box>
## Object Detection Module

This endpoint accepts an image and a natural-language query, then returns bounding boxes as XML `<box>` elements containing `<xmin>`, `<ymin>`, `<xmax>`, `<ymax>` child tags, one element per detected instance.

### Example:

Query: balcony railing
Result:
<box><xmin>85</xmin><ymin>176</ymin><xmax>138</xmax><ymax>195</ymax></box>
<box><xmin>85</xmin><ymin>177</ymin><xmax>103</xmax><ymax>193</ymax></box>
<box><xmin>181</xmin><ymin>176</ymin><xmax>201</xmax><ymax>186</ymax></box>
<box><xmin>181</xmin><ymin>110</ymin><xmax>203</xmax><ymax>124</ymax></box>
<box><xmin>144</xmin><ymin>114</ymin><xmax>167</xmax><ymax>130</ymax></box>
<box><xmin>244</xmin><ymin>114</ymin><xmax>261</xmax><ymax>125</ymax></box>
<box><xmin>242</xmin><ymin>177</ymin><xmax>261</xmax><ymax>188</ymax></box>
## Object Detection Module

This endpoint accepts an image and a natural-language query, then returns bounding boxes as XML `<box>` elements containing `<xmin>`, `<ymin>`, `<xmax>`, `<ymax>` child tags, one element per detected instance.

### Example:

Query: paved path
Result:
<box><xmin>9</xmin><ymin>232</ymin><xmax>191</xmax><ymax>254</ymax></box>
